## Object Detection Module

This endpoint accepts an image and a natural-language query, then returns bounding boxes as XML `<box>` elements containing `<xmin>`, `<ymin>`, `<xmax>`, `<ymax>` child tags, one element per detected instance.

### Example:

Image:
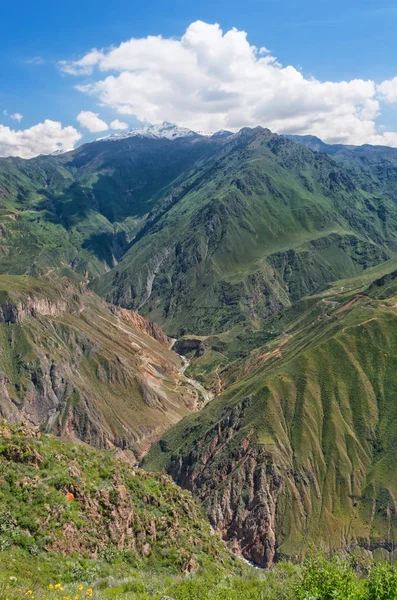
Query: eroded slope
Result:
<box><xmin>0</xmin><ymin>276</ymin><xmax>200</xmax><ymax>459</ymax></box>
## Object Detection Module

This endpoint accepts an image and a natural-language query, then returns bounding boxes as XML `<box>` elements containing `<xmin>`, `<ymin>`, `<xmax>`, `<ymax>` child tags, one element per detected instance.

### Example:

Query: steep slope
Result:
<box><xmin>0</xmin><ymin>275</ymin><xmax>200</xmax><ymax>459</ymax></box>
<box><xmin>0</xmin><ymin>131</ymin><xmax>219</xmax><ymax>278</ymax></box>
<box><xmin>145</xmin><ymin>261</ymin><xmax>397</xmax><ymax>566</ymax></box>
<box><xmin>0</xmin><ymin>421</ymin><xmax>236</xmax><ymax>587</ymax></box>
<box><xmin>94</xmin><ymin>127</ymin><xmax>396</xmax><ymax>335</ymax></box>
<box><xmin>2</xmin><ymin>125</ymin><xmax>397</xmax><ymax>338</ymax></box>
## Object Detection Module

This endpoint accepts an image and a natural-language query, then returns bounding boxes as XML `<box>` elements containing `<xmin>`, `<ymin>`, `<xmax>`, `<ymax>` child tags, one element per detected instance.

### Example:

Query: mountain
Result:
<box><xmin>287</xmin><ymin>134</ymin><xmax>397</xmax><ymax>202</ymax></box>
<box><xmin>98</xmin><ymin>121</ymin><xmax>201</xmax><ymax>142</ymax></box>
<box><xmin>0</xmin><ymin>275</ymin><xmax>201</xmax><ymax>459</ymax></box>
<box><xmin>144</xmin><ymin>259</ymin><xmax>397</xmax><ymax>565</ymax></box>
<box><xmin>3</xmin><ymin>124</ymin><xmax>396</xmax><ymax>338</ymax></box>
<box><xmin>0</xmin><ymin>130</ymin><xmax>221</xmax><ymax>278</ymax></box>
<box><xmin>93</xmin><ymin>126</ymin><xmax>396</xmax><ymax>335</ymax></box>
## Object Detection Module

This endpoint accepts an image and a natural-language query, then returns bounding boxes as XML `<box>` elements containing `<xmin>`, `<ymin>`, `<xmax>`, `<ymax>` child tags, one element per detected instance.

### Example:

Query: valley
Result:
<box><xmin>3</xmin><ymin>123</ymin><xmax>397</xmax><ymax>595</ymax></box>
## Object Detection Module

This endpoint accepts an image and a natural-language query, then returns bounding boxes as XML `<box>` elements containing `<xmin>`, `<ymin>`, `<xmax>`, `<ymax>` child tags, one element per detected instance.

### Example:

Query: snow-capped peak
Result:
<box><xmin>97</xmin><ymin>122</ymin><xmax>200</xmax><ymax>142</ymax></box>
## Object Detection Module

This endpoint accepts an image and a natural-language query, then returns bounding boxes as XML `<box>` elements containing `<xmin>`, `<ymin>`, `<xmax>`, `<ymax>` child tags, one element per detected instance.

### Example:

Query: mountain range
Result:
<box><xmin>2</xmin><ymin>122</ymin><xmax>397</xmax><ymax>571</ymax></box>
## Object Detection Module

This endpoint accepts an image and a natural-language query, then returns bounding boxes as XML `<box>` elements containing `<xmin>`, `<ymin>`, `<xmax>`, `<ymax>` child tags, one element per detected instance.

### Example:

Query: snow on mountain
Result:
<box><xmin>97</xmin><ymin>122</ymin><xmax>201</xmax><ymax>142</ymax></box>
<box><xmin>210</xmin><ymin>130</ymin><xmax>233</xmax><ymax>139</ymax></box>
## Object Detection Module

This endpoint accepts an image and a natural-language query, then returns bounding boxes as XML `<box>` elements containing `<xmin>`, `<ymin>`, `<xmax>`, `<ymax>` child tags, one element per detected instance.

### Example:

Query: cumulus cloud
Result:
<box><xmin>377</xmin><ymin>77</ymin><xmax>397</xmax><ymax>105</ymax></box>
<box><xmin>76</xmin><ymin>110</ymin><xmax>109</xmax><ymax>132</ymax></box>
<box><xmin>59</xmin><ymin>50</ymin><xmax>104</xmax><ymax>75</ymax></box>
<box><xmin>0</xmin><ymin>120</ymin><xmax>82</xmax><ymax>158</ymax></box>
<box><xmin>60</xmin><ymin>20</ymin><xmax>397</xmax><ymax>147</ymax></box>
<box><xmin>110</xmin><ymin>119</ymin><xmax>128</xmax><ymax>130</ymax></box>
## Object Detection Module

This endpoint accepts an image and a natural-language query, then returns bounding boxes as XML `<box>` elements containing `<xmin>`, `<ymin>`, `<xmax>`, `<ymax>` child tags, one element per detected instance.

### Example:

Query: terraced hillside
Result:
<box><xmin>0</xmin><ymin>275</ymin><xmax>200</xmax><ymax>459</ymax></box>
<box><xmin>144</xmin><ymin>261</ymin><xmax>397</xmax><ymax>566</ymax></box>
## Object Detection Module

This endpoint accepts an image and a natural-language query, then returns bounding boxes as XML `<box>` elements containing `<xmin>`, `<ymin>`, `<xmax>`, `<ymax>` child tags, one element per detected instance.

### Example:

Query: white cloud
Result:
<box><xmin>110</xmin><ymin>119</ymin><xmax>128</xmax><ymax>130</ymax></box>
<box><xmin>10</xmin><ymin>113</ymin><xmax>23</xmax><ymax>122</ymax></box>
<box><xmin>76</xmin><ymin>110</ymin><xmax>109</xmax><ymax>132</ymax></box>
<box><xmin>377</xmin><ymin>77</ymin><xmax>397</xmax><ymax>105</ymax></box>
<box><xmin>0</xmin><ymin>120</ymin><xmax>82</xmax><ymax>159</ymax></box>
<box><xmin>59</xmin><ymin>50</ymin><xmax>104</xmax><ymax>75</ymax></box>
<box><xmin>59</xmin><ymin>20</ymin><xmax>397</xmax><ymax>147</ymax></box>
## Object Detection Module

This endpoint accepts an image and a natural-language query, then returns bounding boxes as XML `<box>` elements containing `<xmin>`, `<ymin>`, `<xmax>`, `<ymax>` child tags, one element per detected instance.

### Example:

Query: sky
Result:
<box><xmin>1</xmin><ymin>0</ymin><xmax>397</xmax><ymax>157</ymax></box>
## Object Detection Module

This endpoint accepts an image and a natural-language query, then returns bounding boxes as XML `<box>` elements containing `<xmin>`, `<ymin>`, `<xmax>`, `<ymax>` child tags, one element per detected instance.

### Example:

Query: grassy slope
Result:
<box><xmin>0</xmin><ymin>275</ymin><xmax>200</xmax><ymax>458</ymax></box>
<box><xmin>94</xmin><ymin>129</ymin><xmax>396</xmax><ymax>335</ymax></box>
<box><xmin>0</xmin><ymin>421</ymin><xmax>241</xmax><ymax>592</ymax></box>
<box><xmin>2</xmin><ymin>129</ymin><xmax>397</xmax><ymax>338</ymax></box>
<box><xmin>0</xmin><ymin>136</ymin><xmax>218</xmax><ymax>279</ymax></box>
<box><xmin>287</xmin><ymin>134</ymin><xmax>397</xmax><ymax>201</ymax></box>
<box><xmin>144</xmin><ymin>260</ymin><xmax>397</xmax><ymax>563</ymax></box>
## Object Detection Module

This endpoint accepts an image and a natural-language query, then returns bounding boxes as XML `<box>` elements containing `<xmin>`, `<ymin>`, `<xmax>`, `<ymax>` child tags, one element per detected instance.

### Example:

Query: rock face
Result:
<box><xmin>116</xmin><ymin>307</ymin><xmax>170</xmax><ymax>346</ymax></box>
<box><xmin>173</xmin><ymin>337</ymin><xmax>206</xmax><ymax>356</ymax></box>
<box><xmin>166</xmin><ymin>399</ymin><xmax>284</xmax><ymax>567</ymax></box>
<box><xmin>0</xmin><ymin>297</ymin><xmax>68</xmax><ymax>323</ymax></box>
<box><xmin>0</xmin><ymin>276</ymin><xmax>200</xmax><ymax>460</ymax></box>
<box><xmin>0</xmin><ymin>277</ymin><xmax>82</xmax><ymax>323</ymax></box>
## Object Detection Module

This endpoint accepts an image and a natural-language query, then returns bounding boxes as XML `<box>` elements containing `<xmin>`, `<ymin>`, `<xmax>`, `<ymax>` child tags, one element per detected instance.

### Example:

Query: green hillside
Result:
<box><xmin>287</xmin><ymin>134</ymin><xmax>397</xmax><ymax>201</ymax></box>
<box><xmin>2</xmin><ymin>128</ymin><xmax>397</xmax><ymax>338</ymax></box>
<box><xmin>0</xmin><ymin>135</ymin><xmax>218</xmax><ymax>279</ymax></box>
<box><xmin>0</xmin><ymin>421</ymin><xmax>240</xmax><ymax>594</ymax></box>
<box><xmin>144</xmin><ymin>260</ymin><xmax>397</xmax><ymax>566</ymax></box>
<box><xmin>4</xmin><ymin>128</ymin><xmax>397</xmax><ymax>584</ymax></box>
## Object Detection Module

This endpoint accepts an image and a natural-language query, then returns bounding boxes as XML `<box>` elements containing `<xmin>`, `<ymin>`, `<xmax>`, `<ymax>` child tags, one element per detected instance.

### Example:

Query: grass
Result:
<box><xmin>5</xmin><ymin>552</ymin><xmax>397</xmax><ymax>599</ymax></box>
<box><xmin>93</xmin><ymin>130</ymin><xmax>397</xmax><ymax>335</ymax></box>
<box><xmin>0</xmin><ymin>421</ymin><xmax>239</xmax><ymax>590</ymax></box>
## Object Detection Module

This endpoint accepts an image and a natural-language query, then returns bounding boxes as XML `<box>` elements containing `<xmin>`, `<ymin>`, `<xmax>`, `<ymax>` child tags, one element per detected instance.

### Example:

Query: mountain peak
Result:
<box><xmin>97</xmin><ymin>121</ymin><xmax>200</xmax><ymax>142</ymax></box>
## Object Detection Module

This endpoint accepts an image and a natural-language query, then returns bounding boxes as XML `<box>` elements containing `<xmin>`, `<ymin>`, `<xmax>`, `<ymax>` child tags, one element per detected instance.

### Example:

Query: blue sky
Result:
<box><xmin>1</xmin><ymin>0</ymin><xmax>397</xmax><ymax>156</ymax></box>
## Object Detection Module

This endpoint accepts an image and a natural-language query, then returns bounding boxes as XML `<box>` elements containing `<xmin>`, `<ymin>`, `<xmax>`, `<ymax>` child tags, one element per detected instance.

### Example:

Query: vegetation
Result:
<box><xmin>94</xmin><ymin>128</ymin><xmax>397</xmax><ymax>335</ymax></box>
<box><xmin>6</xmin><ymin>551</ymin><xmax>397</xmax><ymax>598</ymax></box>
<box><xmin>0</xmin><ymin>421</ymin><xmax>240</xmax><ymax>593</ymax></box>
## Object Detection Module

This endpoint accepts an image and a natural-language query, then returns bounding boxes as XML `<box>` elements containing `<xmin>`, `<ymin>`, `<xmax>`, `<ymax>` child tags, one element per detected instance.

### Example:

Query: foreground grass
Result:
<box><xmin>3</xmin><ymin>554</ymin><xmax>397</xmax><ymax>599</ymax></box>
